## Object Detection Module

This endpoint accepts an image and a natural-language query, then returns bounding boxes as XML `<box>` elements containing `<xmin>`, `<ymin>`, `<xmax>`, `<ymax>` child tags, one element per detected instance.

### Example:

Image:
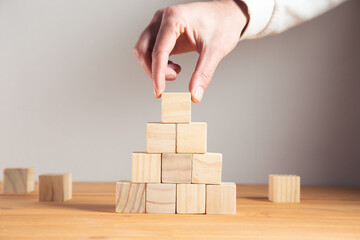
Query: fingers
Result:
<box><xmin>152</xmin><ymin>7</ymin><xmax>185</xmax><ymax>98</ymax></box>
<box><xmin>133</xmin><ymin>38</ymin><xmax>181</xmax><ymax>81</ymax></box>
<box><xmin>133</xmin><ymin>45</ymin><xmax>152</xmax><ymax>78</ymax></box>
<box><xmin>171</xmin><ymin>34</ymin><xmax>196</xmax><ymax>55</ymax></box>
<box><xmin>133</xmin><ymin>10</ymin><xmax>163</xmax><ymax>78</ymax></box>
<box><xmin>166</xmin><ymin>61</ymin><xmax>181</xmax><ymax>81</ymax></box>
<box><xmin>134</xmin><ymin>33</ymin><xmax>181</xmax><ymax>81</ymax></box>
<box><xmin>189</xmin><ymin>48</ymin><xmax>223</xmax><ymax>103</ymax></box>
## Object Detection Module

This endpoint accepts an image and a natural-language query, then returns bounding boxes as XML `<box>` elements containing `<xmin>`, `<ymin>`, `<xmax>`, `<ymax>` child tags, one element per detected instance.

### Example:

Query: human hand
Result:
<box><xmin>133</xmin><ymin>0</ymin><xmax>249</xmax><ymax>103</ymax></box>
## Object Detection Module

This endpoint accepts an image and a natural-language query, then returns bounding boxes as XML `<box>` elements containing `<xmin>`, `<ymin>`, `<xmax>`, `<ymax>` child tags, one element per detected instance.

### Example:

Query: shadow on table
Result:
<box><xmin>242</xmin><ymin>197</ymin><xmax>269</xmax><ymax>202</ymax></box>
<box><xmin>40</xmin><ymin>202</ymin><xmax>114</xmax><ymax>213</ymax></box>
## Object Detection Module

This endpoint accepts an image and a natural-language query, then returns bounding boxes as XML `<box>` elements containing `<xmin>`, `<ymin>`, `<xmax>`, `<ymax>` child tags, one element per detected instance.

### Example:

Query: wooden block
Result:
<box><xmin>3</xmin><ymin>168</ymin><xmax>35</xmax><ymax>193</ymax></box>
<box><xmin>146</xmin><ymin>123</ymin><xmax>176</xmax><ymax>153</ymax></box>
<box><xmin>131</xmin><ymin>153</ymin><xmax>161</xmax><ymax>183</ymax></box>
<box><xmin>192</xmin><ymin>153</ymin><xmax>222</xmax><ymax>184</ymax></box>
<box><xmin>116</xmin><ymin>181</ymin><xmax>145</xmax><ymax>213</ymax></box>
<box><xmin>146</xmin><ymin>183</ymin><xmax>176</xmax><ymax>213</ymax></box>
<box><xmin>176</xmin><ymin>183</ymin><xmax>205</xmax><ymax>214</ymax></box>
<box><xmin>161</xmin><ymin>92</ymin><xmax>191</xmax><ymax>123</ymax></box>
<box><xmin>206</xmin><ymin>183</ymin><xmax>236</xmax><ymax>215</ymax></box>
<box><xmin>176</xmin><ymin>122</ymin><xmax>207</xmax><ymax>153</ymax></box>
<box><xmin>268</xmin><ymin>174</ymin><xmax>300</xmax><ymax>203</ymax></box>
<box><xmin>162</xmin><ymin>153</ymin><xmax>192</xmax><ymax>183</ymax></box>
<box><xmin>39</xmin><ymin>173</ymin><xmax>72</xmax><ymax>202</ymax></box>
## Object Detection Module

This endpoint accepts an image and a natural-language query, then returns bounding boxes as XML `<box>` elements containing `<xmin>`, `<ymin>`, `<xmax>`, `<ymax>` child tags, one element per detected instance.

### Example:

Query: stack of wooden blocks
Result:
<box><xmin>116</xmin><ymin>92</ymin><xmax>236</xmax><ymax>214</ymax></box>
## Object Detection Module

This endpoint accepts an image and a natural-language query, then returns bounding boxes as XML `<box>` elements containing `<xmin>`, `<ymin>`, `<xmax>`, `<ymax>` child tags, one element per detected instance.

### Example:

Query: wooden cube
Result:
<box><xmin>162</xmin><ymin>153</ymin><xmax>192</xmax><ymax>183</ymax></box>
<box><xmin>131</xmin><ymin>153</ymin><xmax>161</xmax><ymax>183</ymax></box>
<box><xmin>146</xmin><ymin>123</ymin><xmax>176</xmax><ymax>153</ymax></box>
<box><xmin>206</xmin><ymin>183</ymin><xmax>236</xmax><ymax>215</ymax></box>
<box><xmin>177</xmin><ymin>123</ymin><xmax>207</xmax><ymax>153</ymax></box>
<box><xmin>161</xmin><ymin>92</ymin><xmax>191</xmax><ymax>123</ymax></box>
<box><xmin>268</xmin><ymin>174</ymin><xmax>300</xmax><ymax>203</ymax></box>
<box><xmin>116</xmin><ymin>181</ymin><xmax>145</xmax><ymax>213</ymax></box>
<box><xmin>192</xmin><ymin>153</ymin><xmax>222</xmax><ymax>184</ymax></box>
<box><xmin>39</xmin><ymin>173</ymin><xmax>72</xmax><ymax>202</ymax></box>
<box><xmin>177</xmin><ymin>184</ymin><xmax>205</xmax><ymax>214</ymax></box>
<box><xmin>3</xmin><ymin>168</ymin><xmax>34</xmax><ymax>193</ymax></box>
<box><xmin>146</xmin><ymin>183</ymin><xmax>176</xmax><ymax>214</ymax></box>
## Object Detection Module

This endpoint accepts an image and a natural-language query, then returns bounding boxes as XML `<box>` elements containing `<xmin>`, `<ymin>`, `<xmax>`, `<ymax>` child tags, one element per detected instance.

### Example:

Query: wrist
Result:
<box><xmin>218</xmin><ymin>0</ymin><xmax>250</xmax><ymax>38</ymax></box>
<box><xmin>233</xmin><ymin>0</ymin><xmax>250</xmax><ymax>37</ymax></box>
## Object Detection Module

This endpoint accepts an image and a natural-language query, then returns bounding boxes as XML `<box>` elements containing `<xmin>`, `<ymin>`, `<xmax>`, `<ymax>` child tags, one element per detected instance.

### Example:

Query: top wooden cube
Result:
<box><xmin>161</xmin><ymin>92</ymin><xmax>191</xmax><ymax>123</ymax></box>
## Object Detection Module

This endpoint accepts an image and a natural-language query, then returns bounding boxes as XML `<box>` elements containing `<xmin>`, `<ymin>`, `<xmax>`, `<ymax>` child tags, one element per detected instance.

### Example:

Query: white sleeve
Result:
<box><xmin>240</xmin><ymin>0</ymin><xmax>347</xmax><ymax>40</ymax></box>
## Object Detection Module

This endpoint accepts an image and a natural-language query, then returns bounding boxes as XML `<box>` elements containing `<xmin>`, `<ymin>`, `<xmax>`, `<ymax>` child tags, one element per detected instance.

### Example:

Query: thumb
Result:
<box><xmin>189</xmin><ymin>48</ymin><xmax>222</xmax><ymax>103</ymax></box>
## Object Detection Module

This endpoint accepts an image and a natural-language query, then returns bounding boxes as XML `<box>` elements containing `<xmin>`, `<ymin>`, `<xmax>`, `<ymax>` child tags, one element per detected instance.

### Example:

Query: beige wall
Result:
<box><xmin>0</xmin><ymin>0</ymin><xmax>359</xmax><ymax>185</ymax></box>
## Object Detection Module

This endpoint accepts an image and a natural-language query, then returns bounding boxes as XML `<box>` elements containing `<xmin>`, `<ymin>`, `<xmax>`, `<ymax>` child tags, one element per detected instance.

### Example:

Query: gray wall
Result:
<box><xmin>0</xmin><ymin>0</ymin><xmax>359</xmax><ymax>186</ymax></box>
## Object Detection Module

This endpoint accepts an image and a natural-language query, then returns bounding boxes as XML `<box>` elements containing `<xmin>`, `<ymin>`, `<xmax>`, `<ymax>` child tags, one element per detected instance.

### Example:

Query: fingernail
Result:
<box><xmin>153</xmin><ymin>88</ymin><xmax>162</xmax><ymax>98</ymax></box>
<box><xmin>194</xmin><ymin>87</ymin><xmax>204</xmax><ymax>103</ymax></box>
<box><xmin>166</xmin><ymin>75</ymin><xmax>175</xmax><ymax>80</ymax></box>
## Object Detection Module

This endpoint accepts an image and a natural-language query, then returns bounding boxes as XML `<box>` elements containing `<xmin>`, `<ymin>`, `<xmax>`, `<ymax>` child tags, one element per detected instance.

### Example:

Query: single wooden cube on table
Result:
<box><xmin>268</xmin><ymin>174</ymin><xmax>300</xmax><ymax>203</ymax></box>
<box><xmin>176</xmin><ymin>122</ymin><xmax>207</xmax><ymax>153</ymax></box>
<box><xmin>116</xmin><ymin>181</ymin><xmax>145</xmax><ymax>213</ymax></box>
<box><xmin>39</xmin><ymin>173</ymin><xmax>72</xmax><ymax>202</ymax></box>
<box><xmin>146</xmin><ymin>183</ymin><xmax>176</xmax><ymax>214</ymax></box>
<box><xmin>206</xmin><ymin>183</ymin><xmax>237</xmax><ymax>215</ymax></box>
<box><xmin>161</xmin><ymin>92</ymin><xmax>191</xmax><ymax>123</ymax></box>
<box><xmin>146</xmin><ymin>123</ymin><xmax>176</xmax><ymax>153</ymax></box>
<box><xmin>131</xmin><ymin>152</ymin><xmax>161</xmax><ymax>183</ymax></box>
<box><xmin>192</xmin><ymin>153</ymin><xmax>222</xmax><ymax>184</ymax></box>
<box><xmin>177</xmin><ymin>183</ymin><xmax>205</xmax><ymax>214</ymax></box>
<box><xmin>3</xmin><ymin>168</ymin><xmax>35</xmax><ymax>193</ymax></box>
<box><xmin>161</xmin><ymin>153</ymin><xmax>192</xmax><ymax>183</ymax></box>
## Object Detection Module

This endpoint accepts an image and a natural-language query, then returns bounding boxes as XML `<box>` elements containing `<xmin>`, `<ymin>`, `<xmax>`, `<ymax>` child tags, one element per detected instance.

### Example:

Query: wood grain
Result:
<box><xmin>38</xmin><ymin>173</ymin><xmax>72</xmax><ymax>202</ymax></box>
<box><xmin>146</xmin><ymin>123</ymin><xmax>176</xmax><ymax>153</ymax></box>
<box><xmin>161</xmin><ymin>92</ymin><xmax>191</xmax><ymax>123</ymax></box>
<box><xmin>269</xmin><ymin>175</ymin><xmax>300</xmax><ymax>203</ymax></box>
<box><xmin>131</xmin><ymin>153</ymin><xmax>161</xmax><ymax>183</ymax></box>
<box><xmin>192</xmin><ymin>153</ymin><xmax>222</xmax><ymax>184</ymax></box>
<box><xmin>206</xmin><ymin>183</ymin><xmax>236</xmax><ymax>215</ymax></box>
<box><xmin>146</xmin><ymin>183</ymin><xmax>176</xmax><ymax>214</ymax></box>
<box><xmin>162</xmin><ymin>153</ymin><xmax>192</xmax><ymax>183</ymax></box>
<box><xmin>116</xmin><ymin>181</ymin><xmax>145</xmax><ymax>213</ymax></box>
<box><xmin>176</xmin><ymin>122</ymin><xmax>207</xmax><ymax>153</ymax></box>
<box><xmin>177</xmin><ymin>183</ymin><xmax>205</xmax><ymax>214</ymax></box>
<box><xmin>3</xmin><ymin>168</ymin><xmax>34</xmax><ymax>193</ymax></box>
<box><xmin>0</xmin><ymin>182</ymin><xmax>359</xmax><ymax>239</ymax></box>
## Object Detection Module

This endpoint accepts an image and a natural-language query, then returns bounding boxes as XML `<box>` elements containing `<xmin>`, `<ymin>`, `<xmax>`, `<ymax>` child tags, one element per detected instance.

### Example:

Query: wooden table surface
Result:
<box><xmin>1</xmin><ymin>182</ymin><xmax>359</xmax><ymax>240</ymax></box>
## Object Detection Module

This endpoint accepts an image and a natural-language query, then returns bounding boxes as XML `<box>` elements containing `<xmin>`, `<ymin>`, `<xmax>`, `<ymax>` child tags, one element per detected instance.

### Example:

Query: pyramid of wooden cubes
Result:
<box><xmin>116</xmin><ymin>92</ymin><xmax>236</xmax><ymax>214</ymax></box>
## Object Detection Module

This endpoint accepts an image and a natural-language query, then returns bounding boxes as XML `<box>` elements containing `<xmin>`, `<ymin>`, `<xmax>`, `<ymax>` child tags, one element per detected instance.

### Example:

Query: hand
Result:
<box><xmin>133</xmin><ymin>0</ymin><xmax>249</xmax><ymax>103</ymax></box>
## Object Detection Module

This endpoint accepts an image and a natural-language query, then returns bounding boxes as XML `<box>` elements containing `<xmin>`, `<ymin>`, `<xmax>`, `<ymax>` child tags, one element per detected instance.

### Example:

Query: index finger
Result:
<box><xmin>151</xmin><ymin>12</ymin><xmax>184</xmax><ymax>97</ymax></box>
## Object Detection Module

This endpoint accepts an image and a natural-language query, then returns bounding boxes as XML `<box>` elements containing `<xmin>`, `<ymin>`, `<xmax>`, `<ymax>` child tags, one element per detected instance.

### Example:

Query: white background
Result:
<box><xmin>0</xmin><ymin>0</ymin><xmax>359</xmax><ymax>185</ymax></box>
